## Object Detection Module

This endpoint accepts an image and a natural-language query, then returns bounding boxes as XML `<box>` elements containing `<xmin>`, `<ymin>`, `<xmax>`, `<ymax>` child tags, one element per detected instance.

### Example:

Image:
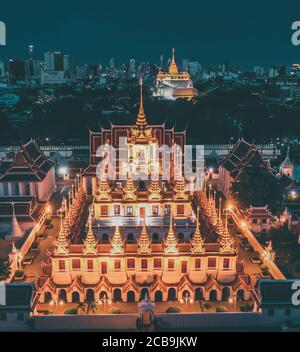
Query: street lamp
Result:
<box><xmin>99</xmin><ymin>294</ymin><xmax>111</xmax><ymax>312</ymax></box>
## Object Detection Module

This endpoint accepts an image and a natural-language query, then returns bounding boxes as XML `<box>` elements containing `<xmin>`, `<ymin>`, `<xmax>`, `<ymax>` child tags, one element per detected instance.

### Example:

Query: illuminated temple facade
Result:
<box><xmin>154</xmin><ymin>49</ymin><xmax>198</xmax><ymax>100</ymax></box>
<box><xmin>38</xmin><ymin>83</ymin><xmax>250</xmax><ymax>304</ymax></box>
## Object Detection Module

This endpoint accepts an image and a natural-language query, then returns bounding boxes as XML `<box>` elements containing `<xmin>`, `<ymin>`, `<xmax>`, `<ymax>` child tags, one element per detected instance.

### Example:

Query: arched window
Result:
<box><xmin>222</xmin><ymin>287</ymin><xmax>230</xmax><ymax>301</ymax></box>
<box><xmin>127</xmin><ymin>291</ymin><xmax>135</xmax><ymax>302</ymax></box>
<box><xmin>195</xmin><ymin>287</ymin><xmax>204</xmax><ymax>301</ymax></box>
<box><xmin>155</xmin><ymin>291</ymin><xmax>163</xmax><ymax>302</ymax></box>
<box><xmin>44</xmin><ymin>292</ymin><xmax>52</xmax><ymax>303</ymax></box>
<box><xmin>102</xmin><ymin>233</ymin><xmax>109</xmax><ymax>243</ymax></box>
<box><xmin>113</xmin><ymin>288</ymin><xmax>122</xmax><ymax>302</ymax></box>
<box><xmin>139</xmin><ymin>181</ymin><xmax>146</xmax><ymax>191</ymax></box>
<box><xmin>127</xmin><ymin>233</ymin><xmax>134</xmax><ymax>243</ymax></box>
<box><xmin>152</xmin><ymin>233</ymin><xmax>159</xmax><ymax>243</ymax></box>
<box><xmin>86</xmin><ymin>289</ymin><xmax>95</xmax><ymax>302</ymax></box>
<box><xmin>72</xmin><ymin>291</ymin><xmax>80</xmax><ymax>303</ymax></box>
<box><xmin>168</xmin><ymin>288</ymin><xmax>176</xmax><ymax>301</ymax></box>
<box><xmin>58</xmin><ymin>289</ymin><xmax>67</xmax><ymax>301</ymax></box>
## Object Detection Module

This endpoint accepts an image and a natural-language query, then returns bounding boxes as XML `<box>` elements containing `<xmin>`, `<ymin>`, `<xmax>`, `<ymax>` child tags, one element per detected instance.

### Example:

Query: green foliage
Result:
<box><xmin>230</xmin><ymin>165</ymin><xmax>283</xmax><ymax>214</ymax></box>
<box><xmin>203</xmin><ymin>303</ymin><xmax>212</xmax><ymax>310</ymax></box>
<box><xmin>240</xmin><ymin>303</ymin><xmax>253</xmax><ymax>312</ymax></box>
<box><xmin>216</xmin><ymin>306</ymin><xmax>228</xmax><ymax>312</ymax></box>
<box><xmin>64</xmin><ymin>308</ymin><xmax>78</xmax><ymax>315</ymax></box>
<box><xmin>261</xmin><ymin>266</ymin><xmax>270</xmax><ymax>276</ymax></box>
<box><xmin>165</xmin><ymin>306</ymin><xmax>181</xmax><ymax>313</ymax></box>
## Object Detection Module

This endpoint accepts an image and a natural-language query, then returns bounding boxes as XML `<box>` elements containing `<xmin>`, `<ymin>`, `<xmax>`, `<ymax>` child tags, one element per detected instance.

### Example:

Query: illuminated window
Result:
<box><xmin>152</xmin><ymin>205</ymin><xmax>159</xmax><ymax>216</ymax></box>
<box><xmin>181</xmin><ymin>261</ymin><xmax>187</xmax><ymax>273</ymax></box>
<box><xmin>177</xmin><ymin>205</ymin><xmax>184</xmax><ymax>215</ymax></box>
<box><xmin>208</xmin><ymin>258</ymin><xmax>216</xmax><ymax>269</ymax></box>
<box><xmin>223</xmin><ymin>258</ymin><xmax>230</xmax><ymax>270</ymax></box>
<box><xmin>127</xmin><ymin>206</ymin><xmax>133</xmax><ymax>216</ymax></box>
<box><xmin>101</xmin><ymin>262</ymin><xmax>107</xmax><ymax>274</ymax></box>
<box><xmin>72</xmin><ymin>259</ymin><xmax>81</xmax><ymax>270</ymax></box>
<box><xmin>195</xmin><ymin>258</ymin><xmax>201</xmax><ymax>270</ymax></box>
<box><xmin>114</xmin><ymin>205</ymin><xmax>121</xmax><ymax>215</ymax></box>
<box><xmin>87</xmin><ymin>259</ymin><xmax>93</xmax><ymax>271</ymax></box>
<box><xmin>58</xmin><ymin>260</ymin><xmax>65</xmax><ymax>271</ymax></box>
<box><xmin>101</xmin><ymin>205</ymin><xmax>108</xmax><ymax>216</ymax></box>
<box><xmin>168</xmin><ymin>259</ymin><xmax>175</xmax><ymax>270</ymax></box>
<box><xmin>114</xmin><ymin>259</ymin><xmax>121</xmax><ymax>270</ymax></box>
<box><xmin>154</xmin><ymin>258</ymin><xmax>162</xmax><ymax>269</ymax></box>
<box><xmin>141</xmin><ymin>259</ymin><xmax>148</xmax><ymax>270</ymax></box>
<box><xmin>165</xmin><ymin>205</ymin><xmax>171</xmax><ymax>215</ymax></box>
<box><xmin>127</xmin><ymin>258</ymin><xmax>135</xmax><ymax>269</ymax></box>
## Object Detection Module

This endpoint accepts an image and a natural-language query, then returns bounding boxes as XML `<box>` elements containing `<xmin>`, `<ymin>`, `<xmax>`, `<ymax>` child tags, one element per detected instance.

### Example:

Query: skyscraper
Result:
<box><xmin>44</xmin><ymin>51</ymin><xmax>64</xmax><ymax>71</ymax></box>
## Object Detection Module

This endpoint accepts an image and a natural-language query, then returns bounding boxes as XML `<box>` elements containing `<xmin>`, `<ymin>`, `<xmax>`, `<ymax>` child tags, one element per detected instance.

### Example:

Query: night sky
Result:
<box><xmin>1</xmin><ymin>0</ymin><xmax>300</xmax><ymax>68</ymax></box>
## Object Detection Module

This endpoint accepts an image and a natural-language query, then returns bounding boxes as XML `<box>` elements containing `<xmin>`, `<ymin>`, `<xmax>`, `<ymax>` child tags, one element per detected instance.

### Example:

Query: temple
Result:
<box><xmin>154</xmin><ymin>49</ymin><xmax>198</xmax><ymax>100</ymax></box>
<box><xmin>38</xmin><ymin>81</ymin><xmax>250</xmax><ymax>304</ymax></box>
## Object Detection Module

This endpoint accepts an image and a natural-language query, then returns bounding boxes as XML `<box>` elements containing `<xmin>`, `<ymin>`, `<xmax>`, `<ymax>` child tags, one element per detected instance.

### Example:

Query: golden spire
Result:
<box><xmin>164</xmin><ymin>208</ymin><xmax>178</xmax><ymax>254</ymax></box>
<box><xmin>136</xmin><ymin>77</ymin><xmax>147</xmax><ymax>127</ymax></box>
<box><xmin>83</xmin><ymin>217</ymin><xmax>98</xmax><ymax>255</ymax></box>
<box><xmin>96</xmin><ymin>172</ymin><xmax>112</xmax><ymax>201</ymax></box>
<box><xmin>191</xmin><ymin>207</ymin><xmax>205</xmax><ymax>253</ymax></box>
<box><xmin>168</xmin><ymin>48</ymin><xmax>179</xmax><ymax>75</ymax></box>
<box><xmin>123</xmin><ymin>175</ymin><xmax>137</xmax><ymax>200</ymax></box>
<box><xmin>174</xmin><ymin>176</ymin><xmax>188</xmax><ymax>200</ymax></box>
<box><xmin>110</xmin><ymin>226</ymin><xmax>124</xmax><ymax>254</ymax></box>
<box><xmin>137</xmin><ymin>221</ymin><xmax>152</xmax><ymax>254</ymax></box>
<box><xmin>148</xmin><ymin>179</ymin><xmax>162</xmax><ymax>200</ymax></box>
<box><xmin>54</xmin><ymin>216</ymin><xmax>69</xmax><ymax>255</ymax></box>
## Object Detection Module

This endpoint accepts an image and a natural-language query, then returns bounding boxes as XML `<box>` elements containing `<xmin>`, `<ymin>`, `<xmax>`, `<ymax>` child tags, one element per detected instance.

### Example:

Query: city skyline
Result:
<box><xmin>1</xmin><ymin>0</ymin><xmax>300</xmax><ymax>68</ymax></box>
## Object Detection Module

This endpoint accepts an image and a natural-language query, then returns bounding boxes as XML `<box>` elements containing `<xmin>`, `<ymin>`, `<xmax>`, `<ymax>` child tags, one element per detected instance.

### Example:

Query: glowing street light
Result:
<box><xmin>179</xmin><ymin>292</ymin><xmax>193</xmax><ymax>312</ymax></box>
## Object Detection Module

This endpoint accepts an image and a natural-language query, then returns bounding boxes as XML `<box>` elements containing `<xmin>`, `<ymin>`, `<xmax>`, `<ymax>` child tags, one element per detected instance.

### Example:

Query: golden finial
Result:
<box><xmin>136</xmin><ymin>77</ymin><xmax>147</xmax><ymax>127</ymax></box>
<box><xmin>191</xmin><ymin>207</ymin><xmax>205</xmax><ymax>253</ymax></box>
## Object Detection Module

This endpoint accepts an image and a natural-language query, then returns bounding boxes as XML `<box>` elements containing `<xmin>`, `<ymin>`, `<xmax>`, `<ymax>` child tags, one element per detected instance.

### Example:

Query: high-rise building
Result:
<box><xmin>129</xmin><ymin>59</ymin><xmax>136</xmax><ymax>73</ymax></box>
<box><xmin>8</xmin><ymin>58</ymin><xmax>25</xmax><ymax>82</ymax></box>
<box><xmin>44</xmin><ymin>51</ymin><xmax>64</xmax><ymax>71</ymax></box>
<box><xmin>63</xmin><ymin>55</ymin><xmax>75</xmax><ymax>74</ymax></box>
<box><xmin>28</xmin><ymin>45</ymin><xmax>34</xmax><ymax>60</ymax></box>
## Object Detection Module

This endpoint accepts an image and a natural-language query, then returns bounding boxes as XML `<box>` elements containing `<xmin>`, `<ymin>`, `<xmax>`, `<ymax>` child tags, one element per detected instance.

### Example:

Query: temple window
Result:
<box><xmin>58</xmin><ymin>260</ymin><xmax>65</xmax><ymax>271</ymax></box>
<box><xmin>114</xmin><ymin>205</ymin><xmax>120</xmax><ymax>215</ymax></box>
<box><xmin>262</xmin><ymin>218</ymin><xmax>267</xmax><ymax>224</ymax></box>
<box><xmin>127</xmin><ymin>258</ymin><xmax>135</xmax><ymax>269</ymax></box>
<box><xmin>177</xmin><ymin>204</ymin><xmax>184</xmax><ymax>215</ymax></box>
<box><xmin>102</xmin><ymin>233</ymin><xmax>109</xmax><ymax>243</ymax></box>
<box><xmin>114</xmin><ymin>259</ymin><xmax>121</xmax><ymax>270</ymax></box>
<box><xmin>152</xmin><ymin>233</ymin><xmax>159</xmax><ymax>243</ymax></box>
<box><xmin>101</xmin><ymin>205</ymin><xmax>108</xmax><ymax>216</ymax></box>
<box><xmin>141</xmin><ymin>259</ymin><xmax>148</xmax><ymax>271</ymax></box>
<box><xmin>152</xmin><ymin>205</ymin><xmax>159</xmax><ymax>216</ymax></box>
<box><xmin>72</xmin><ymin>259</ymin><xmax>81</xmax><ymax>270</ymax></box>
<box><xmin>168</xmin><ymin>259</ymin><xmax>175</xmax><ymax>270</ymax></box>
<box><xmin>127</xmin><ymin>206</ymin><xmax>133</xmax><ymax>216</ymax></box>
<box><xmin>208</xmin><ymin>258</ymin><xmax>216</xmax><ymax>269</ymax></box>
<box><xmin>87</xmin><ymin>259</ymin><xmax>94</xmax><ymax>271</ymax></box>
<box><xmin>2</xmin><ymin>183</ymin><xmax>8</xmax><ymax>196</ymax></box>
<box><xmin>101</xmin><ymin>262</ymin><xmax>107</xmax><ymax>274</ymax></box>
<box><xmin>195</xmin><ymin>258</ymin><xmax>201</xmax><ymax>270</ymax></box>
<box><xmin>252</xmin><ymin>218</ymin><xmax>258</xmax><ymax>224</ymax></box>
<box><xmin>127</xmin><ymin>233</ymin><xmax>134</xmax><ymax>243</ymax></box>
<box><xmin>181</xmin><ymin>261</ymin><xmax>187</xmax><ymax>273</ymax></box>
<box><xmin>154</xmin><ymin>258</ymin><xmax>162</xmax><ymax>269</ymax></box>
<box><xmin>165</xmin><ymin>205</ymin><xmax>171</xmax><ymax>215</ymax></box>
<box><xmin>24</xmin><ymin>182</ymin><xmax>30</xmax><ymax>195</ymax></box>
<box><xmin>223</xmin><ymin>258</ymin><xmax>230</xmax><ymax>270</ymax></box>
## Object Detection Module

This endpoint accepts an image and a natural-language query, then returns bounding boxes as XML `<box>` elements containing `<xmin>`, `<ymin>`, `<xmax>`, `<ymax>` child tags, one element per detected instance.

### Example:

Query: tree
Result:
<box><xmin>76</xmin><ymin>302</ymin><xmax>86</xmax><ymax>315</ymax></box>
<box><xmin>230</xmin><ymin>165</ymin><xmax>283</xmax><ymax>214</ymax></box>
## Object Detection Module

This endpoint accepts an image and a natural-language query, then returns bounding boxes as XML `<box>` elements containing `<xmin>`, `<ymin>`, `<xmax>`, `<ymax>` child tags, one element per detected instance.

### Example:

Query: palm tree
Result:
<box><xmin>76</xmin><ymin>302</ymin><xmax>86</xmax><ymax>315</ymax></box>
<box><xmin>86</xmin><ymin>301</ymin><xmax>97</xmax><ymax>315</ymax></box>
